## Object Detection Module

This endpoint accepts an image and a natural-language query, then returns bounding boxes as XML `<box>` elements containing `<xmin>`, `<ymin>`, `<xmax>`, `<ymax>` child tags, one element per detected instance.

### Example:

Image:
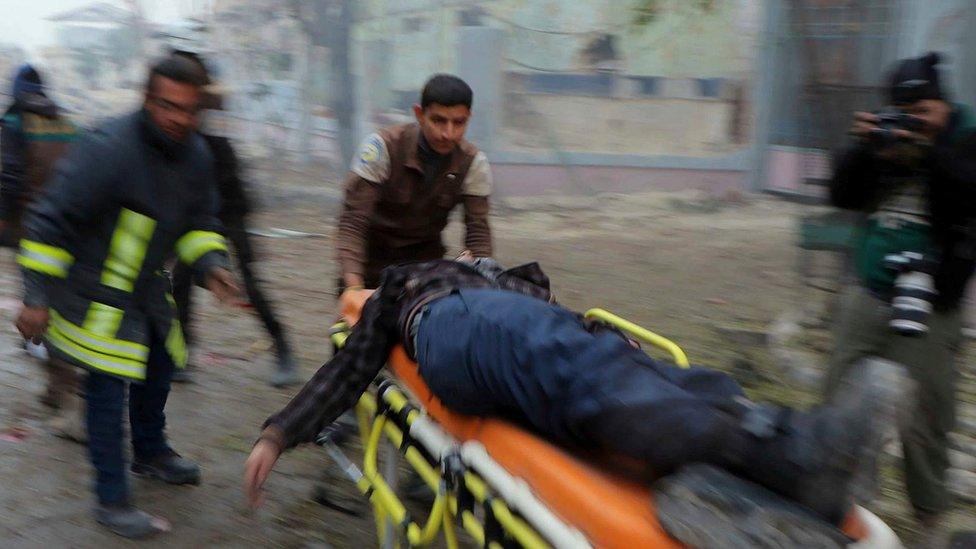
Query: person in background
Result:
<box><xmin>1</xmin><ymin>63</ymin><xmax>82</xmax><ymax>439</ymax></box>
<box><xmin>169</xmin><ymin>50</ymin><xmax>300</xmax><ymax>387</ymax></box>
<box><xmin>826</xmin><ymin>52</ymin><xmax>976</xmax><ymax>540</ymax></box>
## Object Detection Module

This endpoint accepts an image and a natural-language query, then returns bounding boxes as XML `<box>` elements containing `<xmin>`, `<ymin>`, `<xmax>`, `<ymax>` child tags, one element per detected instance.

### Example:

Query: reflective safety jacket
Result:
<box><xmin>18</xmin><ymin>110</ymin><xmax>229</xmax><ymax>381</ymax></box>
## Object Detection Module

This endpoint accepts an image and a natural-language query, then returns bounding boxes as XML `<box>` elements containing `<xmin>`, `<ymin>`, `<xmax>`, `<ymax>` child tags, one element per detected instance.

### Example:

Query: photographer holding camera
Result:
<box><xmin>825</xmin><ymin>52</ymin><xmax>976</xmax><ymax>534</ymax></box>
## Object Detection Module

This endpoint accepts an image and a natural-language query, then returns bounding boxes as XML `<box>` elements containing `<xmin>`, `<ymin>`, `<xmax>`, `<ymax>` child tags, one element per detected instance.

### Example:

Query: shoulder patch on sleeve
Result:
<box><xmin>351</xmin><ymin>133</ymin><xmax>390</xmax><ymax>183</ymax></box>
<box><xmin>461</xmin><ymin>151</ymin><xmax>492</xmax><ymax>196</ymax></box>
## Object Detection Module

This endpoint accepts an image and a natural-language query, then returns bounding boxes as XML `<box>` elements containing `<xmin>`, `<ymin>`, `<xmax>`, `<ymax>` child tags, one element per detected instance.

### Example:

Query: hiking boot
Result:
<box><xmin>95</xmin><ymin>503</ymin><xmax>170</xmax><ymax>539</ymax></box>
<box><xmin>131</xmin><ymin>450</ymin><xmax>201</xmax><ymax>485</ymax></box>
<box><xmin>744</xmin><ymin>358</ymin><xmax>909</xmax><ymax>523</ymax></box>
<box><xmin>269</xmin><ymin>350</ymin><xmax>301</xmax><ymax>388</ymax></box>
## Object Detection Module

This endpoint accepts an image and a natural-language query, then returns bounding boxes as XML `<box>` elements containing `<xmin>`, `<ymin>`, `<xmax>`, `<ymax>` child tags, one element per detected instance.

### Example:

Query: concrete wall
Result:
<box><xmin>502</xmin><ymin>93</ymin><xmax>734</xmax><ymax>156</ymax></box>
<box><xmin>491</xmin><ymin>163</ymin><xmax>747</xmax><ymax>198</ymax></box>
<box><xmin>458</xmin><ymin>27</ymin><xmax>505</xmax><ymax>155</ymax></box>
<box><xmin>488</xmin><ymin>0</ymin><xmax>761</xmax><ymax>79</ymax></box>
<box><xmin>359</xmin><ymin>0</ymin><xmax>762</xmax><ymax>92</ymax></box>
<box><xmin>351</xmin><ymin>0</ymin><xmax>762</xmax><ymax>197</ymax></box>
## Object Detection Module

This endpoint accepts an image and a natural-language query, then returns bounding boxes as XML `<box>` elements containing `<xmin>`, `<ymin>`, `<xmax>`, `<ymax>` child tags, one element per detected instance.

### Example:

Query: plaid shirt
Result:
<box><xmin>262</xmin><ymin>259</ymin><xmax>554</xmax><ymax>451</ymax></box>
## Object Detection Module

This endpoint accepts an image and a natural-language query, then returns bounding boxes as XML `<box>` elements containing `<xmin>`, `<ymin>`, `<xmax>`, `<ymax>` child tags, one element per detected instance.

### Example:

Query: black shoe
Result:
<box><xmin>95</xmin><ymin>503</ymin><xmax>170</xmax><ymax>539</ymax></box>
<box><xmin>746</xmin><ymin>358</ymin><xmax>908</xmax><ymax>522</ymax></box>
<box><xmin>269</xmin><ymin>351</ymin><xmax>301</xmax><ymax>387</ymax></box>
<box><xmin>131</xmin><ymin>450</ymin><xmax>201</xmax><ymax>485</ymax></box>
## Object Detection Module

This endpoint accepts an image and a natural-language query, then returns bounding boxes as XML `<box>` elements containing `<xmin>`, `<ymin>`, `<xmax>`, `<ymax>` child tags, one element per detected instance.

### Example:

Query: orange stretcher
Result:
<box><xmin>325</xmin><ymin>296</ymin><xmax>900</xmax><ymax>548</ymax></box>
<box><xmin>387</xmin><ymin>345</ymin><xmax>679</xmax><ymax>548</ymax></box>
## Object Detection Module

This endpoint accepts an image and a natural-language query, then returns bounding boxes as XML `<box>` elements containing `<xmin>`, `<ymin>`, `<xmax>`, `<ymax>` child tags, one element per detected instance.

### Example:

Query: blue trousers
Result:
<box><xmin>415</xmin><ymin>289</ymin><xmax>751</xmax><ymax>477</ymax></box>
<box><xmin>85</xmin><ymin>327</ymin><xmax>175</xmax><ymax>505</ymax></box>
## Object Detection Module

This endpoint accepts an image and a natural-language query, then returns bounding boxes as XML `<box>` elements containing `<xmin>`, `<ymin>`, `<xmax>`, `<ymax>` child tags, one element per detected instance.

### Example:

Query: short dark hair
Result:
<box><xmin>420</xmin><ymin>74</ymin><xmax>473</xmax><ymax>110</ymax></box>
<box><xmin>145</xmin><ymin>55</ymin><xmax>208</xmax><ymax>93</ymax></box>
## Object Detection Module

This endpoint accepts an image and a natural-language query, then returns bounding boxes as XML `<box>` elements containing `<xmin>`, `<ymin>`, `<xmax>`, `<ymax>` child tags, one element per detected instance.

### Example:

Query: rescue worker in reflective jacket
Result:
<box><xmin>13</xmin><ymin>56</ymin><xmax>238</xmax><ymax>539</ymax></box>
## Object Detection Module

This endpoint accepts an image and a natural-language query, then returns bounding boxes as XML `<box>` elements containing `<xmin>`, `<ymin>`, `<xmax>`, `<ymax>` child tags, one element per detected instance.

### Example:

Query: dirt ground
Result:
<box><xmin>1</xmin><ymin>187</ymin><xmax>974</xmax><ymax>547</ymax></box>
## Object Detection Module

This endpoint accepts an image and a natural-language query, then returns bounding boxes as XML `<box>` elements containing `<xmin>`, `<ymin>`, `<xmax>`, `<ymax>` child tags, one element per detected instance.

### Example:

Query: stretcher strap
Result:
<box><xmin>484</xmin><ymin>497</ymin><xmax>511</xmax><ymax>549</ymax></box>
<box><xmin>457</xmin><ymin>475</ymin><xmax>476</xmax><ymax>523</ymax></box>
<box><xmin>484</xmin><ymin>497</ymin><xmax>501</xmax><ymax>548</ymax></box>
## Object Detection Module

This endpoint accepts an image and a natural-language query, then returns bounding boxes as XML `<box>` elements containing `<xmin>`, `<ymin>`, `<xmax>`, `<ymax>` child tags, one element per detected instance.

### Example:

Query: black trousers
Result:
<box><xmin>172</xmin><ymin>220</ymin><xmax>287</xmax><ymax>351</ymax></box>
<box><xmin>86</xmin><ymin>327</ymin><xmax>175</xmax><ymax>505</ymax></box>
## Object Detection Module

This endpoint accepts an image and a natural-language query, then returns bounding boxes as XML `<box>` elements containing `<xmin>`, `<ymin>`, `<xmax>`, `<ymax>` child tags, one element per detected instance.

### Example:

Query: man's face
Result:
<box><xmin>145</xmin><ymin>75</ymin><xmax>202</xmax><ymax>142</ymax></box>
<box><xmin>413</xmin><ymin>103</ymin><xmax>471</xmax><ymax>155</ymax></box>
<box><xmin>903</xmin><ymin>99</ymin><xmax>951</xmax><ymax>138</ymax></box>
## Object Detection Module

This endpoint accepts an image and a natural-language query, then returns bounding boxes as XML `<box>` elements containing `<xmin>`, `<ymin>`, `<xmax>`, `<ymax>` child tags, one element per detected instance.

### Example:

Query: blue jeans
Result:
<box><xmin>85</xmin><ymin>327</ymin><xmax>175</xmax><ymax>505</ymax></box>
<box><xmin>415</xmin><ymin>289</ymin><xmax>750</xmax><ymax>476</ymax></box>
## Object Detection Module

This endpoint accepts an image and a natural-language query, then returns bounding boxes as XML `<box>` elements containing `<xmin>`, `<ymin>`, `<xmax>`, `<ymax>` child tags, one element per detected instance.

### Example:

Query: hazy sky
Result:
<box><xmin>0</xmin><ymin>0</ymin><xmax>189</xmax><ymax>59</ymax></box>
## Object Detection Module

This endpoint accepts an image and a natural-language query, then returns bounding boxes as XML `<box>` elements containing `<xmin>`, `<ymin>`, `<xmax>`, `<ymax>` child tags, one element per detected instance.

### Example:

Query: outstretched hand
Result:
<box><xmin>243</xmin><ymin>439</ymin><xmax>280</xmax><ymax>509</ymax></box>
<box><xmin>206</xmin><ymin>267</ymin><xmax>240</xmax><ymax>304</ymax></box>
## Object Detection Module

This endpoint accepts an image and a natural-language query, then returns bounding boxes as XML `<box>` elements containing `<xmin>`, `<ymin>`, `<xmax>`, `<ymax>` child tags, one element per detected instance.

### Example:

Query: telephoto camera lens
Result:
<box><xmin>885</xmin><ymin>252</ymin><xmax>937</xmax><ymax>336</ymax></box>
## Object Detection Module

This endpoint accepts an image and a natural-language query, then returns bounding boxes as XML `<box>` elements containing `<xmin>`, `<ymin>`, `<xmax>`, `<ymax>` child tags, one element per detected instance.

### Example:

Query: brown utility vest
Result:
<box><xmin>365</xmin><ymin>123</ymin><xmax>478</xmax><ymax>276</ymax></box>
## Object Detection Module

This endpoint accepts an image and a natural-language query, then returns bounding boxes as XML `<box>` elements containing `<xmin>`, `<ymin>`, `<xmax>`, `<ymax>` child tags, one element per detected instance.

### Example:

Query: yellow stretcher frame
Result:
<box><xmin>583</xmin><ymin>309</ymin><xmax>689</xmax><ymax>367</ymax></box>
<box><xmin>324</xmin><ymin>307</ymin><xmax>689</xmax><ymax>548</ymax></box>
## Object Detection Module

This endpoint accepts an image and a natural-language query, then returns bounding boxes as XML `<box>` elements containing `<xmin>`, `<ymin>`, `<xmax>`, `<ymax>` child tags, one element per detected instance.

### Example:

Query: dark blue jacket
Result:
<box><xmin>18</xmin><ymin>109</ymin><xmax>229</xmax><ymax>380</ymax></box>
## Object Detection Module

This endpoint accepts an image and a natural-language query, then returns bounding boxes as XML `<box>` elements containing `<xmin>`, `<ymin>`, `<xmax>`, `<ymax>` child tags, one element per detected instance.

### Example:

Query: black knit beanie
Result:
<box><xmin>888</xmin><ymin>52</ymin><xmax>945</xmax><ymax>105</ymax></box>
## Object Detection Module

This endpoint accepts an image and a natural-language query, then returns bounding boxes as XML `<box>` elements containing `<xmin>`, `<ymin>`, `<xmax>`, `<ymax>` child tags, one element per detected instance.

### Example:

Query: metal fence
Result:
<box><xmin>761</xmin><ymin>0</ymin><xmax>905</xmax><ymax>197</ymax></box>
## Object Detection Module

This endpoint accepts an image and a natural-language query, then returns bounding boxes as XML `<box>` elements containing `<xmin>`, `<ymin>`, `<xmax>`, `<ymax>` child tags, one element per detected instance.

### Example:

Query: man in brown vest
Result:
<box><xmin>336</xmin><ymin>73</ymin><xmax>493</xmax><ymax>311</ymax></box>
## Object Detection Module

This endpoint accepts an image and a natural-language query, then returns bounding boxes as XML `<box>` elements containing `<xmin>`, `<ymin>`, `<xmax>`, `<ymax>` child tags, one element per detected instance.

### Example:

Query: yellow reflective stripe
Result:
<box><xmin>166</xmin><ymin>320</ymin><xmax>187</xmax><ymax>368</ymax></box>
<box><xmin>83</xmin><ymin>303</ymin><xmax>124</xmax><ymax>338</ymax></box>
<box><xmin>21</xmin><ymin>239</ymin><xmax>73</xmax><ymax>264</ymax></box>
<box><xmin>175</xmin><ymin>230</ymin><xmax>227</xmax><ymax>265</ymax></box>
<box><xmin>17</xmin><ymin>254</ymin><xmax>69</xmax><ymax>278</ymax></box>
<box><xmin>49</xmin><ymin>309</ymin><xmax>148</xmax><ymax>362</ymax></box>
<box><xmin>17</xmin><ymin>240</ymin><xmax>73</xmax><ymax>277</ymax></box>
<box><xmin>101</xmin><ymin>209</ymin><xmax>156</xmax><ymax>292</ymax></box>
<box><xmin>163</xmin><ymin>294</ymin><xmax>187</xmax><ymax>368</ymax></box>
<box><xmin>46</xmin><ymin>326</ymin><xmax>145</xmax><ymax>379</ymax></box>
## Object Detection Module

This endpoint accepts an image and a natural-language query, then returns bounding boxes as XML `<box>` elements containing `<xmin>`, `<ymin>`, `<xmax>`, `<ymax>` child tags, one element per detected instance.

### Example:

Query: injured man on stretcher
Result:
<box><xmin>243</xmin><ymin>256</ymin><xmax>906</xmax><ymax>525</ymax></box>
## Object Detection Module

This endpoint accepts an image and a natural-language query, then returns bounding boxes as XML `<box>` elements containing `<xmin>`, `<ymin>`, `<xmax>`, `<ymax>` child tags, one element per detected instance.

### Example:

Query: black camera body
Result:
<box><xmin>870</xmin><ymin>106</ymin><xmax>925</xmax><ymax>146</ymax></box>
<box><xmin>883</xmin><ymin>251</ymin><xmax>938</xmax><ymax>336</ymax></box>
